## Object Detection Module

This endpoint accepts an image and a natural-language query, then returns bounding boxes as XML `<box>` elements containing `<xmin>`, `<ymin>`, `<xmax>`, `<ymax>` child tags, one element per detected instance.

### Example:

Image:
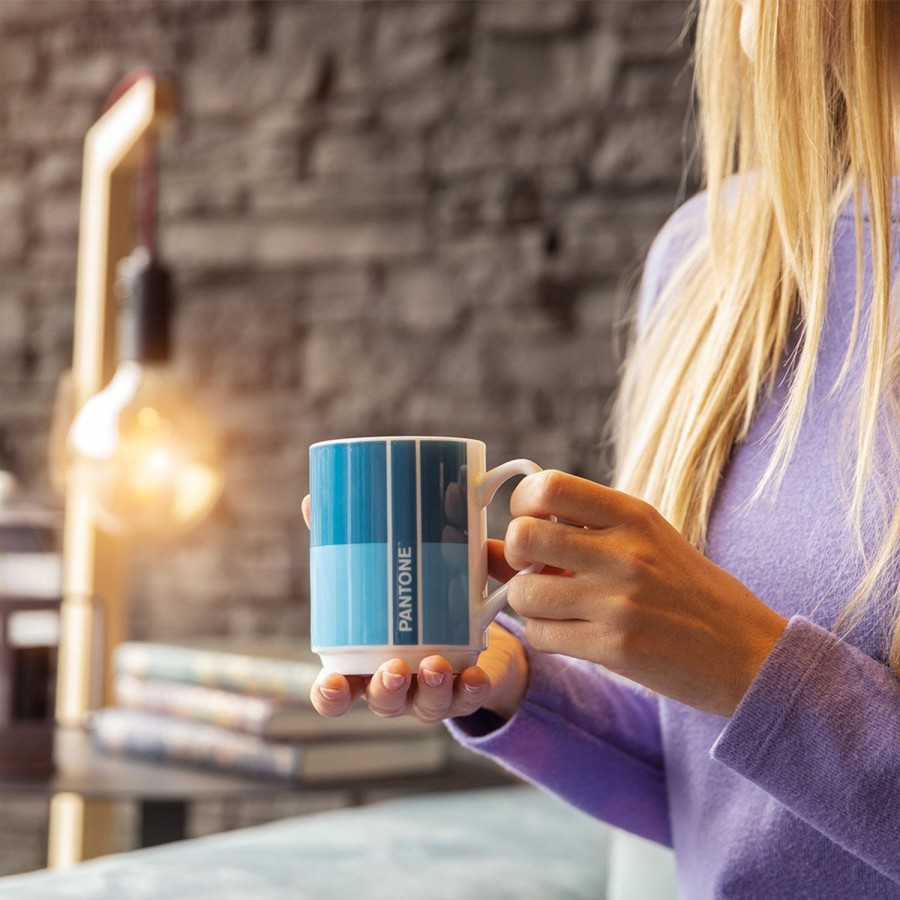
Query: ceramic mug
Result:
<box><xmin>309</xmin><ymin>436</ymin><xmax>541</xmax><ymax>674</ymax></box>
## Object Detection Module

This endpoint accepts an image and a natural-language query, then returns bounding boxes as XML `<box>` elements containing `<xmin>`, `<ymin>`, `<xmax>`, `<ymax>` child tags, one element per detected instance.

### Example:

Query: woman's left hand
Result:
<box><xmin>503</xmin><ymin>470</ymin><xmax>788</xmax><ymax>717</ymax></box>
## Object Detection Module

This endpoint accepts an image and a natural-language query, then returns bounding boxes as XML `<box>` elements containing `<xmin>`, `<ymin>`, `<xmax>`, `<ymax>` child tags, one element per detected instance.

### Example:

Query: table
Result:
<box><xmin>0</xmin><ymin>728</ymin><xmax>516</xmax><ymax>856</ymax></box>
<box><xmin>0</xmin><ymin>786</ymin><xmax>612</xmax><ymax>899</ymax></box>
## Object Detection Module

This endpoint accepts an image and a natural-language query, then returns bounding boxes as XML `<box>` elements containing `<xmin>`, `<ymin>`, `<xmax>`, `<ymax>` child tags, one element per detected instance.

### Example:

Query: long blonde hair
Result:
<box><xmin>613</xmin><ymin>0</ymin><xmax>900</xmax><ymax>665</ymax></box>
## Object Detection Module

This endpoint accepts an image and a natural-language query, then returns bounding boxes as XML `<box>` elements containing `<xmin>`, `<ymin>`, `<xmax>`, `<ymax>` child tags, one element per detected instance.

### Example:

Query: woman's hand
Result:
<box><xmin>310</xmin><ymin>617</ymin><xmax>528</xmax><ymax>724</ymax></box>
<box><xmin>501</xmin><ymin>470</ymin><xmax>788</xmax><ymax>717</ymax></box>
<box><xmin>302</xmin><ymin>495</ymin><xmax>530</xmax><ymax>723</ymax></box>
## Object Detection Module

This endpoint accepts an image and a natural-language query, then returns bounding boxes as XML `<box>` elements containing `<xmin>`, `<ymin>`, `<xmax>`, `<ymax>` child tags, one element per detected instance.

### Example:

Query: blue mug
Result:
<box><xmin>309</xmin><ymin>436</ymin><xmax>542</xmax><ymax>674</ymax></box>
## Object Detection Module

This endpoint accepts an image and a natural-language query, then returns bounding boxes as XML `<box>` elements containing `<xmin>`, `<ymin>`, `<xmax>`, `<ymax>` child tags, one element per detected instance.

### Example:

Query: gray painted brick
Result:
<box><xmin>0</xmin><ymin>0</ymin><xmax>694</xmax><ymax>871</ymax></box>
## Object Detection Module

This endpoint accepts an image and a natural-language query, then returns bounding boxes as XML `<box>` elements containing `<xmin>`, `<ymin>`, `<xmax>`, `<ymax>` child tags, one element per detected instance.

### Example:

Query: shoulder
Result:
<box><xmin>639</xmin><ymin>175</ymin><xmax>759</xmax><ymax>328</ymax></box>
<box><xmin>638</xmin><ymin>189</ymin><xmax>710</xmax><ymax>328</ymax></box>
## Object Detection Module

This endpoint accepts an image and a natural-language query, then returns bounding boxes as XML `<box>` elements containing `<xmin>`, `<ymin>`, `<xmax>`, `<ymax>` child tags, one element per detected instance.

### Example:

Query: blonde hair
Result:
<box><xmin>613</xmin><ymin>0</ymin><xmax>900</xmax><ymax>665</ymax></box>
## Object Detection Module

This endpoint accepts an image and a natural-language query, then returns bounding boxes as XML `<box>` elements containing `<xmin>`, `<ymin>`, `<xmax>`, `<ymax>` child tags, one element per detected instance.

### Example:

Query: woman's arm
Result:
<box><xmin>448</xmin><ymin>614</ymin><xmax>672</xmax><ymax>846</ymax></box>
<box><xmin>501</xmin><ymin>468</ymin><xmax>900</xmax><ymax>883</ymax></box>
<box><xmin>711</xmin><ymin>615</ymin><xmax>900</xmax><ymax>884</ymax></box>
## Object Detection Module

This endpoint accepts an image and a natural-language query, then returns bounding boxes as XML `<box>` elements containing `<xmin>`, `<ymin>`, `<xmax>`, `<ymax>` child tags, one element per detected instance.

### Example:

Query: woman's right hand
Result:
<box><xmin>310</xmin><ymin>617</ymin><xmax>528</xmax><ymax>724</ymax></box>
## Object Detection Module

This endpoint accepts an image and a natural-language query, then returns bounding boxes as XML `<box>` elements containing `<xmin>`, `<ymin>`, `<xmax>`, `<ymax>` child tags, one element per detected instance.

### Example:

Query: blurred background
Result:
<box><xmin>0</xmin><ymin>0</ymin><xmax>694</xmax><ymax>874</ymax></box>
<box><xmin>1</xmin><ymin>0</ymin><xmax>695</xmax><ymax>643</ymax></box>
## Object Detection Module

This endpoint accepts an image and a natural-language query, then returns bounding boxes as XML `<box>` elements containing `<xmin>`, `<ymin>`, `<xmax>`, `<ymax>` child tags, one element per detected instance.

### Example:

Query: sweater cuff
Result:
<box><xmin>711</xmin><ymin>615</ymin><xmax>837</xmax><ymax>776</ymax></box>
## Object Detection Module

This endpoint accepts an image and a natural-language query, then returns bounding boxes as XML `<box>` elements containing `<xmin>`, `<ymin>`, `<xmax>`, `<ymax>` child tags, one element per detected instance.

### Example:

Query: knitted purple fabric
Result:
<box><xmin>448</xmin><ymin>183</ymin><xmax>900</xmax><ymax>898</ymax></box>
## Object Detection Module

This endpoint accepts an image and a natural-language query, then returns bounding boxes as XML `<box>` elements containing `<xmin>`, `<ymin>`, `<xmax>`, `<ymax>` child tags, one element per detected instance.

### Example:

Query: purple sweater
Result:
<box><xmin>449</xmin><ymin>185</ymin><xmax>900</xmax><ymax>898</ymax></box>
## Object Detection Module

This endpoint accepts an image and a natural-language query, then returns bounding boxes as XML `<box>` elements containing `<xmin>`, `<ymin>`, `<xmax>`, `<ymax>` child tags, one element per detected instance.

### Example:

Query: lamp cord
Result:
<box><xmin>102</xmin><ymin>66</ymin><xmax>159</xmax><ymax>255</ymax></box>
<box><xmin>139</xmin><ymin>135</ymin><xmax>158</xmax><ymax>256</ymax></box>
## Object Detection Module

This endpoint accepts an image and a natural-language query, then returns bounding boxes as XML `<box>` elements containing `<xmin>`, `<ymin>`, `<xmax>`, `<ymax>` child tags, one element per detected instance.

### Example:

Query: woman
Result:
<box><xmin>306</xmin><ymin>0</ymin><xmax>900</xmax><ymax>895</ymax></box>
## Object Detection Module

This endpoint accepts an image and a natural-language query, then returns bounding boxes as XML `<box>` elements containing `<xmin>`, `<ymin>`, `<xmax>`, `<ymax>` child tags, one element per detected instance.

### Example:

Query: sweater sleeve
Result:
<box><xmin>712</xmin><ymin>615</ymin><xmax>900</xmax><ymax>883</ymax></box>
<box><xmin>446</xmin><ymin>615</ymin><xmax>672</xmax><ymax>846</ymax></box>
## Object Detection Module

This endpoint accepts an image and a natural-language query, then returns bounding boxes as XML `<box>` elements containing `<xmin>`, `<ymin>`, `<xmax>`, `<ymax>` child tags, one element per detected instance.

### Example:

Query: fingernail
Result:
<box><xmin>422</xmin><ymin>668</ymin><xmax>446</xmax><ymax>688</ymax></box>
<box><xmin>381</xmin><ymin>671</ymin><xmax>408</xmax><ymax>692</ymax></box>
<box><xmin>462</xmin><ymin>680</ymin><xmax>486</xmax><ymax>693</ymax></box>
<box><xmin>319</xmin><ymin>686</ymin><xmax>344</xmax><ymax>701</ymax></box>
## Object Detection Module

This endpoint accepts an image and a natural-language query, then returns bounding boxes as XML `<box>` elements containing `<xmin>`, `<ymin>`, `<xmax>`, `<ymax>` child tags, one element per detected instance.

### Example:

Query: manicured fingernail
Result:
<box><xmin>381</xmin><ymin>671</ymin><xmax>407</xmax><ymax>691</ymax></box>
<box><xmin>319</xmin><ymin>686</ymin><xmax>344</xmax><ymax>701</ymax></box>
<box><xmin>422</xmin><ymin>668</ymin><xmax>446</xmax><ymax>688</ymax></box>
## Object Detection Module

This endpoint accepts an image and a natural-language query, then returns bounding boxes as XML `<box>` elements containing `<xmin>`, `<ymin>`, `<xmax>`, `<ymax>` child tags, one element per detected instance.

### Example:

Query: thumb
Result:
<box><xmin>302</xmin><ymin>495</ymin><xmax>311</xmax><ymax>529</ymax></box>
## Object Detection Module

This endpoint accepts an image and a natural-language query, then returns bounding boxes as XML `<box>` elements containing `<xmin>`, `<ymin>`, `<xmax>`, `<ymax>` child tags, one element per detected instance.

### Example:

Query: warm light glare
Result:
<box><xmin>173</xmin><ymin>463</ymin><xmax>222</xmax><ymax>523</ymax></box>
<box><xmin>67</xmin><ymin>361</ymin><xmax>222</xmax><ymax>537</ymax></box>
<box><xmin>137</xmin><ymin>406</ymin><xmax>161</xmax><ymax>429</ymax></box>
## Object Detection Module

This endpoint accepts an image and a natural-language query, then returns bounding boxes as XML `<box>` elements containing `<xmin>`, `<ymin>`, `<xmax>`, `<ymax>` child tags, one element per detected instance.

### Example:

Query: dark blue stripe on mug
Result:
<box><xmin>418</xmin><ymin>441</ymin><xmax>468</xmax><ymax>544</ymax></box>
<box><xmin>391</xmin><ymin>440</ymin><xmax>418</xmax><ymax>645</ymax></box>
<box><xmin>419</xmin><ymin>440</ymin><xmax>470</xmax><ymax>645</ymax></box>
<box><xmin>309</xmin><ymin>441</ymin><xmax>388</xmax><ymax>547</ymax></box>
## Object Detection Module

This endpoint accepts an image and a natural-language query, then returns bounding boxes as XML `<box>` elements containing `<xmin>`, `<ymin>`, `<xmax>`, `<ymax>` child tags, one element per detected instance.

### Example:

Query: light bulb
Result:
<box><xmin>65</xmin><ymin>247</ymin><xmax>222</xmax><ymax>537</ymax></box>
<box><xmin>68</xmin><ymin>361</ymin><xmax>222</xmax><ymax>537</ymax></box>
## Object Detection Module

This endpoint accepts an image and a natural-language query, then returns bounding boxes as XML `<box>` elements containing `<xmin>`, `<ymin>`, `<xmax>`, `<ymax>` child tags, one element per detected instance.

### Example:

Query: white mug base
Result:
<box><xmin>314</xmin><ymin>645</ymin><xmax>483</xmax><ymax>675</ymax></box>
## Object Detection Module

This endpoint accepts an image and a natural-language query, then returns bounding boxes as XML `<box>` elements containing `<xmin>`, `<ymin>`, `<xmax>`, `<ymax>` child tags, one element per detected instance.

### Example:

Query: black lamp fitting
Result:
<box><xmin>116</xmin><ymin>247</ymin><xmax>174</xmax><ymax>364</ymax></box>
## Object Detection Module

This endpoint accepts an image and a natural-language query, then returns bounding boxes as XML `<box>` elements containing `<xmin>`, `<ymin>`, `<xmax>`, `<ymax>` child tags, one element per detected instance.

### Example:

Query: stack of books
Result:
<box><xmin>88</xmin><ymin>639</ymin><xmax>449</xmax><ymax>783</ymax></box>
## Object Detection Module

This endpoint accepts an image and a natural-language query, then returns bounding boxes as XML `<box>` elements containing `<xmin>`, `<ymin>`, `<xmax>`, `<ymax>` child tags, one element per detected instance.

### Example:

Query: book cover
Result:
<box><xmin>114</xmin><ymin>674</ymin><xmax>439</xmax><ymax>741</ymax></box>
<box><xmin>89</xmin><ymin>708</ymin><xmax>449</xmax><ymax>783</ymax></box>
<box><xmin>113</xmin><ymin>639</ymin><xmax>322</xmax><ymax>702</ymax></box>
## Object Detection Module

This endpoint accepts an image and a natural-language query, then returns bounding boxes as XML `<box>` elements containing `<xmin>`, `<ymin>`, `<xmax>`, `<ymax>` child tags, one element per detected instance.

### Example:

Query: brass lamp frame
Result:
<box><xmin>50</xmin><ymin>74</ymin><xmax>176</xmax><ymax>867</ymax></box>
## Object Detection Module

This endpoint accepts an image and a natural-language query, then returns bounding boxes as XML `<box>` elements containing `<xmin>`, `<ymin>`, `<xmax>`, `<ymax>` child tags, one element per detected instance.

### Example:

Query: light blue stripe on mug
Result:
<box><xmin>310</xmin><ymin>544</ymin><xmax>388</xmax><ymax>646</ymax></box>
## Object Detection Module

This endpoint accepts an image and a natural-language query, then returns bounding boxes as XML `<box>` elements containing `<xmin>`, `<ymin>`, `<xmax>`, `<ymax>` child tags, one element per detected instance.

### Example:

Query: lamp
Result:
<box><xmin>67</xmin><ymin>248</ymin><xmax>221</xmax><ymax>537</ymax></box>
<box><xmin>49</xmin><ymin>69</ymin><xmax>221</xmax><ymax>867</ymax></box>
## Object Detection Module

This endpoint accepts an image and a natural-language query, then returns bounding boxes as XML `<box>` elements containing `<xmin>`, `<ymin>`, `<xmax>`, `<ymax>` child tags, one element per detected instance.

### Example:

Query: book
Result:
<box><xmin>89</xmin><ymin>708</ymin><xmax>449</xmax><ymax>783</ymax></box>
<box><xmin>114</xmin><ymin>674</ymin><xmax>438</xmax><ymax>741</ymax></box>
<box><xmin>113</xmin><ymin>639</ymin><xmax>323</xmax><ymax>702</ymax></box>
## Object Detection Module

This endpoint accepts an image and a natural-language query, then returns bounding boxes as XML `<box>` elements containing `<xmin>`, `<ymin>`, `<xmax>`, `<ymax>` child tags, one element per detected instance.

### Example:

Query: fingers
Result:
<box><xmin>510</xmin><ymin>470</ymin><xmax>644</xmax><ymax>530</ymax></box>
<box><xmin>302</xmin><ymin>495</ymin><xmax>311</xmax><ymax>529</ymax></box>
<box><xmin>491</xmin><ymin>539</ymin><xmax>569</xmax><ymax>582</ymax></box>
<box><xmin>365</xmin><ymin>660</ymin><xmax>413</xmax><ymax>717</ymax></box>
<box><xmin>310</xmin><ymin>671</ymin><xmax>367</xmax><ymax>716</ymax></box>
<box><xmin>368</xmin><ymin>657</ymin><xmax>492</xmax><ymax>723</ymax></box>
<box><xmin>504</xmin><ymin>515</ymin><xmax>607</xmax><ymax>572</ymax></box>
<box><xmin>447</xmin><ymin>665</ymin><xmax>492</xmax><ymax>718</ymax></box>
<box><xmin>314</xmin><ymin>657</ymin><xmax>498</xmax><ymax>724</ymax></box>
<box><xmin>505</xmin><ymin>572</ymin><xmax>590</xmax><ymax>621</ymax></box>
<box><xmin>411</xmin><ymin>656</ymin><xmax>455</xmax><ymax>722</ymax></box>
<box><xmin>487</xmin><ymin>538</ymin><xmax>518</xmax><ymax>583</ymax></box>
<box><xmin>523</xmin><ymin>617</ymin><xmax>589</xmax><ymax>658</ymax></box>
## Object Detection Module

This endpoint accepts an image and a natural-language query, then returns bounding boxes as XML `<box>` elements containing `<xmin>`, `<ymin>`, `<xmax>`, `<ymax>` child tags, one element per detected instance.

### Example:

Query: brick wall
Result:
<box><xmin>1</xmin><ymin>0</ymin><xmax>695</xmax><ymax>645</ymax></box>
<box><xmin>0</xmin><ymin>0</ymin><xmax>693</xmax><ymax>868</ymax></box>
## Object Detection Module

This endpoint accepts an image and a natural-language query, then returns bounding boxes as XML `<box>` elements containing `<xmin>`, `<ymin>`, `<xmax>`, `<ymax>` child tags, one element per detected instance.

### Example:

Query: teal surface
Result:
<box><xmin>0</xmin><ymin>787</ymin><xmax>611</xmax><ymax>899</ymax></box>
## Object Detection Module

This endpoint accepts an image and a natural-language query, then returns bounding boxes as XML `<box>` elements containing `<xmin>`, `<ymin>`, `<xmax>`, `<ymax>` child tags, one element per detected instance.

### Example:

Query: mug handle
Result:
<box><xmin>472</xmin><ymin>459</ymin><xmax>543</xmax><ymax>630</ymax></box>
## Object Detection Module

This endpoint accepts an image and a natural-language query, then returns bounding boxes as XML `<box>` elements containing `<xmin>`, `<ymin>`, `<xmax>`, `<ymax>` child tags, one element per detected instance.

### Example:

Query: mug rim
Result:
<box><xmin>310</xmin><ymin>435</ymin><xmax>483</xmax><ymax>449</ymax></box>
